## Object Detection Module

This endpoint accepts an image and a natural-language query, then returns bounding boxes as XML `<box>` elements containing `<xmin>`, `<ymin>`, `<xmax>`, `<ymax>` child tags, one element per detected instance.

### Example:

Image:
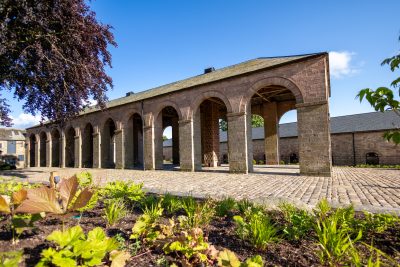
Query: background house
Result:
<box><xmin>0</xmin><ymin>128</ymin><xmax>26</xmax><ymax>168</ymax></box>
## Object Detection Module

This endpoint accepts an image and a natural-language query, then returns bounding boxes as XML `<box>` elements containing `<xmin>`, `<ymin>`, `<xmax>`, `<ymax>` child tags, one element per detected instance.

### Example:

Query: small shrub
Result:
<box><xmin>162</xmin><ymin>193</ymin><xmax>182</xmax><ymax>214</ymax></box>
<box><xmin>180</xmin><ymin>197</ymin><xmax>215</xmax><ymax>229</ymax></box>
<box><xmin>237</xmin><ymin>199</ymin><xmax>254</xmax><ymax>215</ymax></box>
<box><xmin>140</xmin><ymin>195</ymin><xmax>161</xmax><ymax>211</ymax></box>
<box><xmin>313</xmin><ymin>198</ymin><xmax>332</xmax><ymax>220</ymax></box>
<box><xmin>258</xmin><ymin>160</ymin><xmax>264</xmax><ymax>165</ymax></box>
<box><xmin>233</xmin><ymin>211</ymin><xmax>279</xmax><ymax>250</ymax></box>
<box><xmin>252</xmin><ymin>159</ymin><xmax>257</xmax><ymax>165</ymax></box>
<box><xmin>315</xmin><ymin>209</ymin><xmax>362</xmax><ymax>266</ymax></box>
<box><xmin>76</xmin><ymin>171</ymin><xmax>93</xmax><ymax>187</ymax></box>
<box><xmin>36</xmin><ymin>225</ymin><xmax>128</xmax><ymax>267</ymax></box>
<box><xmin>215</xmin><ymin>197</ymin><xmax>236</xmax><ymax>217</ymax></box>
<box><xmin>101</xmin><ymin>180</ymin><xmax>144</xmax><ymax>204</ymax></box>
<box><xmin>279</xmin><ymin>203</ymin><xmax>313</xmax><ymax>240</ymax></box>
<box><xmin>361</xmin><ymin>212</ymin><xmax>399</xmax><ymax>233</ymax></box>
<box><xmin>104</xmin><ymin>198</ymin><xmax>128</xmax><ymax>227</ymax></box>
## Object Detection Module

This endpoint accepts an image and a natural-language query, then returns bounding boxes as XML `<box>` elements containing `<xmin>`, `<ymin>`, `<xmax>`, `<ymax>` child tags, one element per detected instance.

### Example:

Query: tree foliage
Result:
<box><xmin>220</xmin><ymin>114</ymin><xmax>264</xmax><ymax>131</ymax></box>
<box><xmin>357</xmin><ymin>35</ymin><xmax>400</xmax><ymax>144</ymax></box>
<box><xmin>0</xmin><ymin>0</ymin><xmax>117</xmax><ymax>126</ymax></box>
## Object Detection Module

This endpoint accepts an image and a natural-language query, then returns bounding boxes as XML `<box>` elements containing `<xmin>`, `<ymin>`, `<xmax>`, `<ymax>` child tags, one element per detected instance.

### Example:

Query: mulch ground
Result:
<box><xmin>1</xmin><ymin>204</ymin><xmax>399</xmax><ymax>267</ymax></box>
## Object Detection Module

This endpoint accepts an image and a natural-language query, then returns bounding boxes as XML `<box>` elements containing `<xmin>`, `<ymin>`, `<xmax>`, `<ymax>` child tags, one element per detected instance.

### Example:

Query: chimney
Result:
<box><xmin>204</xmin><ymin>67</ymin><xmax>215</xmax><ymax>74</ymax></box>
<box><xmin>126</xmin><ymin>91</ymin><xmax>134</xmax><ymax>97</ymax></box>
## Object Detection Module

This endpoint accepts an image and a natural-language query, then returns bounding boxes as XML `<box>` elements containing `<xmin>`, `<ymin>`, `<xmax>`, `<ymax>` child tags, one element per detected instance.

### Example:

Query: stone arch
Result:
<box><xmin>152</xmin><ymin>100</ymin><xmax>183</xmax><ymax>125</ymax></box>
<box><xmin>82</xmin><ymin>123</ymin><xmax>94</xmax><ymax>168</ymax></box>
<box><xmin>154</xmin><ymin>106</ymin><xmax>180</xmax><ymax>169</ymax></box>
<box><xmin>101</xmin><ymin>118</ymin><xmax>116</xmax><ymax>168</ymax></box>
<box><xmin>241</xmin><ymin>77</ymin><xmax>304</xmax><ymax>112</ymax></box>
<box><xmin>29</xmin><ymin>134</ymin><xmax>36</xmax><ymax>167</ymax></box>
<box><xmin>190</xmin><ymin>91</ymin><xmax>233</xmax><ymax>119</ymax></box>
<box><xmin>39</xmin><ymin>131</ymin><xmax>47</xmax><ymax>167</ymax></box>
<box><xmin>65</xmin><ymin>127</ymin><xmax>76</xmax><ymax>167</ymax></box>
<box><xmin>51</xmin><ymin>128</ymin><xmax>61</xmax><ymax>167</ymax></box>
<box><xmin>125</xmin><ymin>113</ymin><xmax>144</xmax><ymax>168</ymax></box>
<box><xmin>192</xmin><ymin>95</ymin><xmax>230</xmax><ymax>170</ymax></box>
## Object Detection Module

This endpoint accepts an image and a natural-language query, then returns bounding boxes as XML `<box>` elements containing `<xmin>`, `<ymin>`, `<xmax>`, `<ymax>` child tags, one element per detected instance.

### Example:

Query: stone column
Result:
<box><xmin>201</xmin><ymin>101</ymin><xmax>220</xmax><ymax>167</ymax></box>
<box><xmin>143</xmin><ymin>125</ymin><xmax>155</xmax><ymax>170</ymax></box>
<box><xmin>227</xmin><ymin>112</ymin><xmax>251</xmax><ymax>173</ymax></box>
<box><xmin>123</xmin><ymin>124</ymin><xmax>133</xmax><ymax>169</ymax></box>
<box><xmin>35</xmin><ymin>134</ymin><xmax>40</xmax><ymax>167</ymax></box>
<box><xmin>25</xmin><ymin>138</ymin><xmax>30</xmax><ymax>168</ymax></box>
<box><xmin>61</xmin><ymin>131</ymin><xmax>66</xmax><ymax>168</ymax></box>
<box><xmin>193</xmin><ymin>110</ymin><xmax>202</xmax><ymax>171</ymax></box>
<box><xmin>92</xmin><ymin>128</ymin><xmax>101</xmax><ymax>168</ymax></box>
<box><xmin>74</xmin><ymin>129</ymin><xmax>81</xmax><ymax>168</ymax></box>
<box><xmin>179</xmin><ymin>119</ymin><xmax>194</xmax><ymax>171</ymax></box>
<box><xmin>46</xmin><ymin>137</ymin><xmax>52</xmax><ymax>167</ymax></box>
<box><xmin>172</xmin><ymin>117</ymin><xmax>180</xmax><ymax>164</ymax></box>
<box><xmin>114</xmin><ymin>124</ymin><xmax>124</xmax><ymax>169</ymax></box>
<box><xmin>263</xmin><ymin>102</ymin><xmax>279</xmax><ymax>165</ymax></box>
<box><xmin>154</xmin><ymin>115</ymin><xmax>163</xmax><ymax>170</ymax></box>
<box><xmin>297</xmin><ymin>101</ymin><xmax>332</xmax><ymax>176</ymax></box>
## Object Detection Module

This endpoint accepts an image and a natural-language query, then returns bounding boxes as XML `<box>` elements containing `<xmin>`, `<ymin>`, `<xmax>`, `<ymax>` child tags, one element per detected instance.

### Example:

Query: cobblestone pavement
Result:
<box><xmin>2</xmin><ymin>165</ymin><xmax>400</xmax><ymax>213</ymax></box>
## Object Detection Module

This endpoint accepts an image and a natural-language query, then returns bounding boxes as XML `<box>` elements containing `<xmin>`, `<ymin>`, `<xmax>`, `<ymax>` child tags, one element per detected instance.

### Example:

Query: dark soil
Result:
<box><xmin>1</xmin><ymin>205</ymin><xmax>399</xmax><ymax>267</ymax></box>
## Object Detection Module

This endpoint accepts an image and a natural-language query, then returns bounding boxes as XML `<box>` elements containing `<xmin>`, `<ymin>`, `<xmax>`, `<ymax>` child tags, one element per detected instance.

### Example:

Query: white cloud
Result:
<box><xmin>10</xmin><ymin>113</ymin><xmax>41</xmax><ymax>129</ymax></box>
<box><xmin>329</xmin><ymin>51</ymin><xmax>358</xmax><ymax>78</ymax></box>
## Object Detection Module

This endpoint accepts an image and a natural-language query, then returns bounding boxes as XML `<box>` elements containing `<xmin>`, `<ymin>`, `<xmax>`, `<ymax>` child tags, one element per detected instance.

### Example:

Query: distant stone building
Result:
<box><xmin>0</xmin><ymin>128</ymin><xmax>26</xmax><ymax>168</ymax></box>
<box><xmin>164</xmin><ymin>111</ymin><xmax>400</xmax><ymax>166</ymax></box>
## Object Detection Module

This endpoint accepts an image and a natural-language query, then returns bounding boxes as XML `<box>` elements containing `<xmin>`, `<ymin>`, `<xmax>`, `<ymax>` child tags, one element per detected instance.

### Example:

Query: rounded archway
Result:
<box><xmin>39</xmin><ymin>132</ymin><xmax>47</xmax><ymax>167</ymax></box>
<box><xmin>82</xmin><ymin>123</ymin><xmax>94</xmax><ymax>168</ymax></box>
<box><xmin>29</xmin><ymin>134</ymin><xmax>36</xmax><ymax>167</ymax></box>
<box><xmin>65</xmin><ymin>127</ymin><xmax>76</xmax><ymax>167</ymax></box>
<box><xmin>193</xmin><ymin>97</ymin><xmax>228</xmax><ymax>171</ymax></box>
<box><xmin>101</xmin><ymin>118</ymin><xmax>116</xmax><ymax>168</ymax></box>
<box><xmin>249</xmin><ymin>83</ymin><xmax>298</xmax><ymax>167</ymax></box>
<box><xmin>51</xmin><ymin>129</ymin><xmax>61</xmax><ymax>167</ymax></box>
<box><xmin>125</xmin><ymin>113</ymin><xmax>143</xmax><ymax>168</ymax></box>
<box><xmin>155</xmin><ymin>106</ymin><xmax>180</xmax><ymax>170</ymax></box>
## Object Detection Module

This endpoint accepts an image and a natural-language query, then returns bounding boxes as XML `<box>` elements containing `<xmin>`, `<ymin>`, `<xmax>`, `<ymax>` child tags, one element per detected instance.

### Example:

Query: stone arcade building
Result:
<box><xmin>26</xmin><ymin>53</ymin><xmax>332</xmax><ymax>176</ymax></box>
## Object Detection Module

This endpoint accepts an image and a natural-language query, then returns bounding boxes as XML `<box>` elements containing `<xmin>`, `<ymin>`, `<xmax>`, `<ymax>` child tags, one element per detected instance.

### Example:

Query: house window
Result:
<box><xmin>18</xmin><ymin>155</ymin><xmax>24</xmax><ymax>161</ymax></box>
<box><xmin>7</xmin><ymin>141</ymin><xmax>16</xmax><ymax>154</ymax></box>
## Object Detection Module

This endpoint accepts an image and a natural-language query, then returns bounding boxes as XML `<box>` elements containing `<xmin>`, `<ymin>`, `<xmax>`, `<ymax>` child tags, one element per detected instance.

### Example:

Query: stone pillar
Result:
<box><xmin>227</xmin><ymin>112</ymin><xmax>250</xmax><ymax>173</ymax></box>
<box><xmin>193</xmin><ymin>110</ymin><xmax>202</xmax><ymax>171</ymax></box>
<box><xmin>25</xmin><ymin>138</ymin><xmax>30</xmax><ymax>168</ymax></box>
<box><xmin>114</xmin><ymin>124</ymin><xmax>124</xmax><ymax>169</ymax></box>
<box><xmin>35</xmin><ymin>134</ymin><xmax>40</xmax><ymax>167</ymax></box>
<box><xmin>201</xmin><ymin>101</ymin><xmax>220</xmax><ymax>167</ymax></box>
<box><xmin>61</xmin><ymin>131</ymin><xmax>66</xmax><ymax>168</ymax></box>
<box><xmin>179</xmin><ymin>119</ymin><xmax>194</xmax><ymax>171</ymax></box>
<box><xmin>92</xmin><ymin>128</ymin><xmax>101</xmax><ymax>168</ymax></box>
<box><xmin>46</xmin><ymin>137</ymin><xmax>52</xmax><ymax>167</ymax></box>
<box><xmin>297</xmin><ymin>101</ymin><xmax>332</xmax><ymax>176</ymax></box>
<box><xmin>74</xmin><ymin>129</ymin><xmax>81</xmax><ymax>168</ymax></box>
<box><xmin>154</xmin><ymin>115</ymin><xmax>163</xmax><ymax>170</ymax></box>
<box><xmin>124</xmin><ymin>124</ymin><xmax>133</xmax><ymax>169</ymax></box>
<box><xmin>263</xmin><ymin>102</ymin><xmax>279</xmax><ymax>165</ymax></box>
<box><xmin>143</xmin><ymin>125</ymin><xmax>155</xmax><ymax>170</ymax></box>
<box><xmin>172</xmin><ymin>117</ymin><xmax>180</xmax><ymax>164</ymax></box>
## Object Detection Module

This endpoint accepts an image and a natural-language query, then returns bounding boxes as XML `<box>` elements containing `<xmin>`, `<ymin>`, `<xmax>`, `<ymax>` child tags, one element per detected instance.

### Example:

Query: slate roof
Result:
<box><xmin>83</xmin><ymin>53</ymin><xmax>325</xmax><ymax>114</ymax></box>
<box><xmin>0</xmin><ymin>129</ymin><xmax>26</xmax><ymax>141</ymax></box>
<box><xmin>162</xmin><ymin>111</ymin><xmax>400</xmax><ymax>146</ymax></box>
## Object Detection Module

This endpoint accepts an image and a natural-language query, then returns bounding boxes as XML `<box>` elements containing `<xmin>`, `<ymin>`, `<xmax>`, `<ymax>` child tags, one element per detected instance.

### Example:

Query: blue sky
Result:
<box><xmin>3</xmin><ymin>0</ymin><xmax>400</xmax><ymax>133</ymax></box>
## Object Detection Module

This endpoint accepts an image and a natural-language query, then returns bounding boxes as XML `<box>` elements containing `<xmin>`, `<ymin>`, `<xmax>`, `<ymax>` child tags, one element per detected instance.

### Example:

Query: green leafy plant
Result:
<box><xmin>76</xmin><ymin>171</ymin><xmax>93</xmax><ymax>187</ymax></box>
<box><xmin>180</xmin><ymin>196</ymin><xmax>215</xmax><ymax>229</ymax></box>
<box><xmin>101</xmin><ymin>180</ymin><xmax>144</xmax><ymax>204</ymax></box>
<box><xmin>140</xmin><ymin>195</ymin><xmax>160</xmax><ymax>210</ymax></box>
<box><xmin>115</xmin><ymin>233</ymin><xmax>141</xmax><ymax>256</ymax></box>
<box><xmin>237</xmin><ymin>199</ymin><xmax>254</xmax><ymax>215</ymax></box>
<box><xmin>163</xmin><ymin>228</ymin><xmax>218</xmax><ymax>266</ymax></box>
<box><xmin>15</xmin><ymin>176</ymin><xmax>94</xmax><ymax>215</ymax></box>
<box><xmin>0</xmin><ymin>250</ymin><xmax>23</xmax><ymax>267</ymax></box>
<box><xmin>0</xmin><ymin>177</ymin><xmax>39</xmax><ymax>196</ymax></box>
<box><xmin>217</xmin><ymin>249</ymin><xmax>263</xmax><ymax>267</ymax></box>
<box><xmin>279</xmin><ymin>203</ymin><xmax>313</xmax><ymax>240</ymax></box>
<box><xmin>315</xmin><ymin>208</ymin><xmax>362</xmax><ymax>266</ymax></box>
<box><xmin>215</xmin><ymin>197</ymin><xmax>237</xmax><ymax>217</ymax></box>
<box><xmin>233</xmin><ymin>211</ymin><xmax>279</xmax><ymax>250</ymax></box>
<box><xmin>361</xmin><ymin>212</ymin><xmax>399</xmax><ymax>234</ymax></box>
<box><xmin>313</xmin><ymin>198</ymin><xmax>332</xmax><ymax>221</ymax></box>
<box><xmin>104</xmin><ymin>198</ymin><xmax>128</xmax><ymax>227</ymax></box>
<box><xmin>130</xmin><ymin>201</ymin><xmax>170</xmax><ymax>243</ymax></box>
<box><xmin>36</xmin><ymin>225</ymin><xmax>128</xmax><ymax>267</ymax></box>
<box><xmin>162</xmin><ymin>193</ymin><xmax>181</xmax><ymax>214</ymax></box>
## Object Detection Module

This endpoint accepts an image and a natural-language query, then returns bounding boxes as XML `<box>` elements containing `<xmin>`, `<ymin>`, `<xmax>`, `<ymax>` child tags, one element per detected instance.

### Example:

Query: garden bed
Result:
<box><xmin>0</xmin><ymin>175</ymin><xmax>399</xmax><ymax>266</ymax></box>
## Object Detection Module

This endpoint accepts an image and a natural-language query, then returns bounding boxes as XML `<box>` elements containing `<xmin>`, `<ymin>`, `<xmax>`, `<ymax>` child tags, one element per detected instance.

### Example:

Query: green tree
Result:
<box><xmin>219</xmin><ymin>114</ymin><xmax>264</xmax><ymax>131</ymax></box>
<box><xmin>357</xmin><ymin>35</ymin><xmax>400</xmax><ymax>144</ymax></box>
<box><xmin>0</xmin><ymin>0</ymin><xmax>116</xmax><ymax>126</ymax></box>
